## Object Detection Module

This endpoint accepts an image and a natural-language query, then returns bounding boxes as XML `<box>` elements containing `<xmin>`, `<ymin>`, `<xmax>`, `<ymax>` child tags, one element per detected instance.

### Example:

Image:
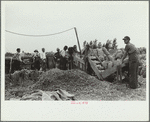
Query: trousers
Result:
<box><xmin>41</xmin><ymin>59</ymin><xmax>47</xmax><ymax>71</ymax></box>
<box><xmin>129</xmin><ymin>60</ymin><xmax>139</xmax><ymax>89</ymax></box>
<box><xmin>84</xmin><ymin>57</ymin><xmax>93</xmax><ymax>74</ymax></box>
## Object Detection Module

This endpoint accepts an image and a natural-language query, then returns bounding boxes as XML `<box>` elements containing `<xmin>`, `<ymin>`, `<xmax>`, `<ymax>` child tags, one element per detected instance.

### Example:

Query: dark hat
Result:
<box><xmin>34</xmin><ymin>50</ymin><xmax>38</xmax><ymax>52</ymax></box>
<box><xmin>123</xmin><ymin>36</ymin><xmax>130</xmax><ymax>41</ymax></box>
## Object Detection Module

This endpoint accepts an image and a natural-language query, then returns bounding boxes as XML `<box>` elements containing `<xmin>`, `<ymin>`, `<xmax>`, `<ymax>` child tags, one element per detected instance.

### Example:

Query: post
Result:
<box><xmin>74</xmin><ymin>27</ymin><xmax>81</xmax><ymax>55</ymax></box>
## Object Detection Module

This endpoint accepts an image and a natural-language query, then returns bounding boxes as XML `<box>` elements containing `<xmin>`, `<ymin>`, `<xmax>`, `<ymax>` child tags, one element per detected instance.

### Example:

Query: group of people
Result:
<box><xmin>32</xmin><ymin>48</ymin><xmax>47</xmax><ymax>71</ymax></box>
<box><xmin>12</xmin><ymin>48</ymin><xmax>47</xmax><ymax>72</ymax></box>
<box><xmin>12</xmin><ymin>45</ymin><xmax>79</xmax><ymax>73</ymax></box>
<box><xmin>54</xmin><ymin>45</ymin><xmax>79</xmax><ymax>70</ymax></box>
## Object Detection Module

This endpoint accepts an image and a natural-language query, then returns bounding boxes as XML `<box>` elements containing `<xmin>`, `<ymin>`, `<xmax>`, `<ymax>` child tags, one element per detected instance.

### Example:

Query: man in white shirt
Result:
<box><xmin>12</xmin><ymin>48</ymin><xmax>22</xmax><ymax>72</ymax></box>
<box><xmin>60</xmin><ymin>46</ymin><xmax>69</xmax><ymax>70</ymax></box>
<box><xmin>40</xmin><ymin>48</ymin><xmax>47</xmax><ymax>71</ymax></box>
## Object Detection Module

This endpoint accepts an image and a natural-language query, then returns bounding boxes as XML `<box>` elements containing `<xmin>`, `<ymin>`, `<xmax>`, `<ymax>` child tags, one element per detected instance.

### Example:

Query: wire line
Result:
<box><xmin>5</xmin><ymin>27</ymin><xmax>74</xmax><ymax>37</ymax></box>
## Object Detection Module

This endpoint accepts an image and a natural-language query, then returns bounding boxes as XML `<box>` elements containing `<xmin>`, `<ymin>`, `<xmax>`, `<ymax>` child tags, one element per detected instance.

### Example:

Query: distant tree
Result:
<box><xmin>106</xmin><ymin>39</ymin><xmax>114</xmax><ymax>51</ymax></box>
<box><xmin>5</xmin><ymin>52</ymin><xmax>14</xmax><ymax>57</ymax></box>
<box><xmin>112</xmin><ymin>38</ymin><xmax>118</xmax><ymax>49</ymax></box>
<box><xmin>98</xmin><ymin>42</ymin><xmax>102</xmax><ymax>48</ymax></box>
<box><xmin>89</xmin><ymin>41</ymin><xmax>93</xmax><ymax>48</ymax></box>
<box><xmin>93</xmin><ymin>39</ymin><xmax>98</xmax><ymax>49</ymax></box>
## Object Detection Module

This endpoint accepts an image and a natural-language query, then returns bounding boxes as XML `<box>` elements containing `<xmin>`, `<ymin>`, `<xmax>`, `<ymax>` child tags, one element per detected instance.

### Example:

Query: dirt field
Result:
<box><xmin>5</xmin><ymin>69</ymin><xmax>146</xmax><ymax>101</ymax></box>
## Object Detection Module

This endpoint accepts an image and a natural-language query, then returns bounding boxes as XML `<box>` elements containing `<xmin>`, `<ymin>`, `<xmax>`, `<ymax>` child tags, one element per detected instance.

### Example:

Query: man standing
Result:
<box><xmin>68</xmin><ymin>46</ymin><xmax>75</xmax><ymax>70</ymax></box>
<box><xmin>40</xmin><ymin>48</ymin><xmax>47</xmax><ymax>71</ymax></box>
<box><xmin>12</xmin><ymin>48</ymin><xmax>22</xmax><ymax>72</ymax></box>
<box><xmin>82</xmin><ymin>44</ymin><xmax>93</xmax><ymax>74</ymax></box>
<box><xmin>122</xmin><ymin>36</ymin><xmax>139</xmax><ymax>89</ymax></box>
<box><xmin>33</xmin><ymin>50</ymin><xmax>41</xmax><ymax>71</ymax></box>
<box><xmin>61</xmin><ymin>46</ymin><xmax>69</xmax><ymax>70</ymax></box>
<box><xmin>54</xmin><ymin>48</ymin><xmax>61</xmax><ymax>69</ymax></box>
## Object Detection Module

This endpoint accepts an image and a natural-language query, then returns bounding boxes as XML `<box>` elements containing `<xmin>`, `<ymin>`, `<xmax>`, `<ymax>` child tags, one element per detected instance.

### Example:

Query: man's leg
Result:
<box><xmin>129</xmin><ymin>61</ymin><xmax>139</xmax><ymax>89</ymax></box>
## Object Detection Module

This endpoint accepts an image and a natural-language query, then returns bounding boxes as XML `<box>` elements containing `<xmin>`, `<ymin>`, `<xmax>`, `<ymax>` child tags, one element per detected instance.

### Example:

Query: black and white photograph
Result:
<box><xmin>1</xmin><ymin>1</ymin><xmax>149</xmax><ymax>121</ymax></box>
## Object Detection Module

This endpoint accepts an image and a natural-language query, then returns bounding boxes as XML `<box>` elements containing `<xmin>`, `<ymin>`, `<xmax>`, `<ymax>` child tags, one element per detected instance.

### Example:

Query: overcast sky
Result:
<box><xmin>3</xmin><ymin>1</ymin><xmax>149</xmax><ymax>53</ymax></box>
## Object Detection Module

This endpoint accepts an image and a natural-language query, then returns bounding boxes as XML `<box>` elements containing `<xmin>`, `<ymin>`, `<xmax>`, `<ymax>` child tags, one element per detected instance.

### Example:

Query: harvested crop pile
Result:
<box><xmin>5</xmin><ymin>68</ymin><xmax>146</xmax><ymax>101</ymax></box>
<box><xmin>7</xmin><ymin>69</ymin><xmax>41</xmax><ymax>86</ymax></box>
<box><xmin>31</xmin><ymin>69</ymin><xmax>93</xmax><ymax>93</ymax></box>
<box><xmin>28</xmin><ymin>68</ymin><xmax>146</xmax><ymax>101</ymax></box>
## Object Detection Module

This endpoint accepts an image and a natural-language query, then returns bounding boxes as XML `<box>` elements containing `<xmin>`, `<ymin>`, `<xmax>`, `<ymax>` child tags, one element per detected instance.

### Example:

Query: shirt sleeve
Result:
<box><xmin>61</xmin><ymin>51</ymin><xmax>65</xmax><ymax>57</ymax></box>
<box><xmin>40</xmin><ymin>53</ymin><xmax>44</xmax><ymax>59</ymax></box>
<box><xmin>125</xmin><ymin>44</ymin><xmax>129</xmax><ymax>53</ymax></box>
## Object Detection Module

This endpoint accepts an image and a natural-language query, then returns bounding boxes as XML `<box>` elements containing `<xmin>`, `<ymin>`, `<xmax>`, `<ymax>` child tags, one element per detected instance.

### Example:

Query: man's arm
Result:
<box><xmin>122</xmin><ymin>51</ymin><xmax>127</xmax><ymax>62</ymax></box>
<box><xmin>19</xmin><ymin>54</ymin><xmax>22</xmax><ymax>62</ymax></box>
<box><xmin>122</xmin><ymin>45</ymin><xmax>129</xmax><ymax>62</ymax></box>
<box><xmin>40</xmin><ymin>53</ymin><xmax>43</xmax><ymax>59</ymax></box>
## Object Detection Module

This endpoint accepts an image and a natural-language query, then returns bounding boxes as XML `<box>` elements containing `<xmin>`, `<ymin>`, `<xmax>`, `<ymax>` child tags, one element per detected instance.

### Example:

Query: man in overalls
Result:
<box><xmin>122</xmin><ymin>36</ymin><xmax>139</xmax><ymax>89</ymax></box>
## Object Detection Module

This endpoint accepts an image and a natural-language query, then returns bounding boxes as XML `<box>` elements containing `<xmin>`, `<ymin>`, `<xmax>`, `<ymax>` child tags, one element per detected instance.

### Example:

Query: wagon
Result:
<box><xmin>73</xmin><ymin>54</ymin><xmax>129</xmax><ymax>81</ymax></box>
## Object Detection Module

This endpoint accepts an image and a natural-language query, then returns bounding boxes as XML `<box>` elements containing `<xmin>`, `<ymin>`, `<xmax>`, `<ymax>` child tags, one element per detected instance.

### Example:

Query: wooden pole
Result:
<box><xmin>74</xmin><ymin>27</ymin><xmax>81</xmax><ymax>55</ymax></box>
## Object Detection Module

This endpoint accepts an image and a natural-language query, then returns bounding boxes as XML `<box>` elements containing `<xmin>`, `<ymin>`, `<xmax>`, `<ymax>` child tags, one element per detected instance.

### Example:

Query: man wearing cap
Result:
<box><xmin>122</xmin><ymin>36</ymin><xmax>139</xmax><ymax>89</ymax></box>
<box><xmin>33</xmin><ymin>50</ymin><xmax>41</xmax><ymax>70</ymax></box>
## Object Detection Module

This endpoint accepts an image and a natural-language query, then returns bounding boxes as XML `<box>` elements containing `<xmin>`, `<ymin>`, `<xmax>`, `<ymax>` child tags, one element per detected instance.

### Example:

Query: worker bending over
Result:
<box><xmin>121</xmin><ymin>36</ymin><xmax>139</xmax><ymax>89</ymax></box>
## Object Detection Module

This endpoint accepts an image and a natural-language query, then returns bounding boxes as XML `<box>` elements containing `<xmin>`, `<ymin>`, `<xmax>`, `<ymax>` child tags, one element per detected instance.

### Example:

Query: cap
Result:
<box><xmin>123</xmin><ymin>36</ymin><xmax>130</xmax><ymax>41</ymax></box>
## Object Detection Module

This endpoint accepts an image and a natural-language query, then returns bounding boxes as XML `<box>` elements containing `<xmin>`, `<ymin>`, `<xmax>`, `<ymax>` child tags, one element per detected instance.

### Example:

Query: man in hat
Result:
<box><xmin>40</xmin><ymin>48</ymin><xmax>47</xmax><ymax>71</ymax></box>
<box><xmin>121</xmin><ymin>36</ymin><xmax>139</xmax><ymax>89</ymax></box>
<box><xmin>33</xmin><ymin>50</ymin><xmax>41</xmax><ymax>70</ymax></box>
